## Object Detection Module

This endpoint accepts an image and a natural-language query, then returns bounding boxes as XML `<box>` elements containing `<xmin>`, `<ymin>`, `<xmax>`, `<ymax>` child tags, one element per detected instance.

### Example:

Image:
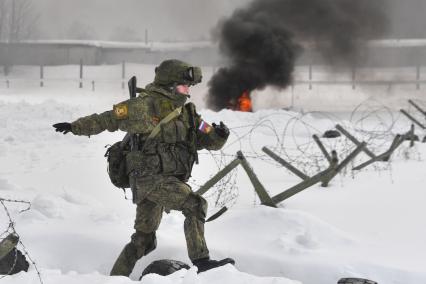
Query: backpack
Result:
<box><xmin>104</xmin><ymin>140</ymin><xmax>130</xmax><ymax>189</ymax></box>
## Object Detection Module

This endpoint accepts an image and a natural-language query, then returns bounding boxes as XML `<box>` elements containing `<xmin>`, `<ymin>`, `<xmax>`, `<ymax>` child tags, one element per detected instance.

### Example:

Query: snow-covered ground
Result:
<box><xmin>0</xmin><ymin>65</ymin><xmax>426</xmax><ymax>284</ymax></box>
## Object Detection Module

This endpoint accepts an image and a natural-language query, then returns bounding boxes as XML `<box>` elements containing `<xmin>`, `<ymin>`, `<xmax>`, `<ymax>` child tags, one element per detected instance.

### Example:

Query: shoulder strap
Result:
<box><xmin>147</xmin><ymin>106</ymin><xmax>183</xmax><ymax>140</ymax></box>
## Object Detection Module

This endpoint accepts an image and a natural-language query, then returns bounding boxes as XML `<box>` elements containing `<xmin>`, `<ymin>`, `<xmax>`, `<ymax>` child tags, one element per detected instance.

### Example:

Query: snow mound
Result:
<box><xmin>4</xmin><ymin>265</ymin><xmax>300</xmax><ymax>284</ymax></box>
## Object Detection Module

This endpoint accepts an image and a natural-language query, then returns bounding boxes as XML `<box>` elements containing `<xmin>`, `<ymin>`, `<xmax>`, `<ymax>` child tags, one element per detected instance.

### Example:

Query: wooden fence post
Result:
<box><xmin>271</xmin><ymin>142</ymin><xmax>365</xmax><ymax>205</ymax></box>
<box><xmin>262</xmin><ymin>147</ymin><xmax>309</xmax><ymax>180</ymax></box>
<box><xmin>237</xmin><ymin>151</ymin><xmax>276</xmax><ymax>207</ymax></box>
<box><xmin>408</xmin><ymin>99</ymin><xmax>426</xmax><ymax>117</ymax></box>
<box><xmin>40</xmin><ymin>65</ymin><xmax>44</xmax><ymax>87</ymax></box>
<box><xmin>352</xmin><ymin>136</ymin><xmax>403</xmax><ymax>171</ymax></box>
<box><xmin>79</xmin><ymin>59</ymin><xmax>83</xmax><ymax>88</ymax></box>
<box><xmin>271</xmin><ymin>168</ymin><xmax>333</xmax><ymax>205</ymax></box>
<box><xmin>336</xmin><ymin>124</ymin><xmax>377</xmax><ymax>158</ymax></box>
<box><xmin>416</xmin><ymin>64</ymin><xmax>421</xmax><ymax>90</ymax></box>
<box><xmin>400</xmin><ymin>109</ymin><xmax>426</xmax><ymax>129</ymax></box>
<box><xmin>195</xmin><ymin>158</ymin><xmax>241</xmax><ymax>196</ymax></box>
<box><xmin>321</xmin><ymin>151</ymin><xmax>339</xmax><ymax>187</ymax></box>
<box><xmin>312</xmin><ymin>135</ymin><xmax>332</xmax><ymax>163</ymax></box>
<box><xmin>122</xmin><ymin>61</ymin><xmax>126</xmax><ymax>90</ymax></box>
<box><xmin>352</xmin><ymin>65</ymin><xmax>356</xmax><ymax>90</ymax></box>
<box><xmin>322</xmin><ymin>143</ymin><xmax>365</xmax><ymax>185</ymax></box>
<box><xmin>0</xmin><ymin>234</ymin><xmax>19</xmax><ymax>260</ymax></box>
<box><xmin>410</xmin><ymin>124</ymin><xmax>415</xmax><ymax>148</ymax></box>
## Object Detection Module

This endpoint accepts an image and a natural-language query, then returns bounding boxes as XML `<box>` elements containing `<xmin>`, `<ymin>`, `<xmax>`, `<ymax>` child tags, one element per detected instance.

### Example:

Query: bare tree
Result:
<box><xmin>0</xmin><ymin>0</ymin><xmax>7</xmax><ymax>40</ymax></box>
<box><xmin>0</xmin><ymin>0</ymin><xmax>39</xmax><ymax>75</ymax></box>
<box><xmin>0</xmin><ymin>0</ymin><xmax>39</xmax><ymax>42</ymax></box>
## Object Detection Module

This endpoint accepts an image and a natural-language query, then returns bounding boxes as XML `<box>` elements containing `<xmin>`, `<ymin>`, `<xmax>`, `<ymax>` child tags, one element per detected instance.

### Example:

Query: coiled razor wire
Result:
<box><xmin>0</xmin><ymin>198</ymin><xmax>43</xmax><ymax>283</ymax></box>
<box><xmin>194</xmin><ymin>98</ymin><xmax>425</xmax><ymax>209</ymax></box>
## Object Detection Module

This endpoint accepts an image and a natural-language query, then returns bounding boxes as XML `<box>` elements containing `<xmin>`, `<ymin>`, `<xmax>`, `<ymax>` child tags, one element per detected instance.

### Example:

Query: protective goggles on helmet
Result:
<box><xmin>184</xmin><ymin>67</ymin><xmax>202</xmax><ymax>85</ymax></box>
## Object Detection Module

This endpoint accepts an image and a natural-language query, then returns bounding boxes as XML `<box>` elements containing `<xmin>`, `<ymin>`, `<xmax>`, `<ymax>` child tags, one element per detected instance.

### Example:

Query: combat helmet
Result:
<box><xmin>154</xmin><ymin>59</ymin><xmax>202</xmax><ymax>87</ymax></box>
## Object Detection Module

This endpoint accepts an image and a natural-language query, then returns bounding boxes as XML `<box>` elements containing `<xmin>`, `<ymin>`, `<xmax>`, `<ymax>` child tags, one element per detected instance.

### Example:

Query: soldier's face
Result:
<box><xmin>175</xmin><ymin>84</ymin><xmax>190</xmax><ymax>96</ymax></box>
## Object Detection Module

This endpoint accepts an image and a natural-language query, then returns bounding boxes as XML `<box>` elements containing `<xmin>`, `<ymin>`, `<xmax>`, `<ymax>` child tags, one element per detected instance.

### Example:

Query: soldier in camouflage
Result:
<box><xmin>53</xmin><ymin>59</ymin><xmax>235</xmax><ymax>276</ymax></box>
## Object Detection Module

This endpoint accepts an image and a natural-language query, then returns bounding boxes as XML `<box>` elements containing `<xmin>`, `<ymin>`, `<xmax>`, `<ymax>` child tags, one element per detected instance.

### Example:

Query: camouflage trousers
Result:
<box><xmin>110</xmin><ymin>175</ymin><xmax>210</xmax><ymax>276</ymax></box>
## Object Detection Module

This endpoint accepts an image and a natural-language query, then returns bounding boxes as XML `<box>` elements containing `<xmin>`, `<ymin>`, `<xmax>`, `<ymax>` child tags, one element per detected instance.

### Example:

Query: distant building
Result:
<box><xmin>1</xmin><ymin>39</ymin><xmax>426</xmax><ymax>67</ymax></box>
<box><xmin>0</xmin><ymin>40</ymin><xmax>220</xmax><ymax>66</ymax></box>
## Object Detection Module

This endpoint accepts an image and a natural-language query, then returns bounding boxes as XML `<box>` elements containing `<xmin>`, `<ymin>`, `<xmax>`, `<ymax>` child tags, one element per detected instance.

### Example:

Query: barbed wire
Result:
<box><xmin>194</xmin><ymin>98</ymin><xmax>425</xmax><ymax>209</ymax></box>
<box><xmin>1</xmin><ymin>98</ymin><xmax>424</xmax><ymax>284</ymax></box>
<box><xmin>0</xmin><ymin>198</ymin><xmax>43</xmax><ymax>284</ymax></box>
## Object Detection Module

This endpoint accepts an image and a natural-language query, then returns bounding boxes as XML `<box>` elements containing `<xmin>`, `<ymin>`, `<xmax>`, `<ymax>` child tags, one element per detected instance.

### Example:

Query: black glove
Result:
<box><xmin>53</xmin><ymin>122</ymin><xmax>72</xmax><ymax>134</ymax></box>
<box><xmin>212</xmin><ymin>121</ymin><xmax>230</xmax><ymax>138</ymax></box>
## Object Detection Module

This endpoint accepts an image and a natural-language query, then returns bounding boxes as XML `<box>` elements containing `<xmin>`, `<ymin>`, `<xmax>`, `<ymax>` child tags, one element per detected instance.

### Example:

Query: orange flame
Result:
<box><xmin>236</xmin><ymin>91</ymin><xmax>253</xmax><ymax>112</ymax></box>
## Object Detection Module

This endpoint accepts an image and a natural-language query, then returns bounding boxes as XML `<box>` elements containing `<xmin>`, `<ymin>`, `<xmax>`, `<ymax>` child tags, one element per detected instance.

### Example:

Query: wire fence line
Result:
<box><xmin>0</xmin><ymin>63</ymin><xmax>425</xmax><ymax>91</ymax></box>
<box><xmin>190</xmin><ymin>98</ymin><xmax>426</xmax><ymax>208</ymax></box>
<box><xmin>2</xmin><ymin>78</ymin><xmax>426</xmax><ymax>92</ymax></box>
<box><xmin>0</xmin><ymin>96</ymin><xmax>425</xmax><ymax>281</ymax></box>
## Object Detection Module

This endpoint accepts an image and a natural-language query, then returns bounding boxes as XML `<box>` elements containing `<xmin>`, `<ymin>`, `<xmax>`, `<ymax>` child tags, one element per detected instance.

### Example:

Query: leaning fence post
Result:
<box><xmin>384</xmin><ymin>135</ymin><xmax>404</xmax><ymax>161</ymax></box>
<box><xmin>322</xmin><ymin>143</ymin><xmax>366</xmax><ymax>185</ymax></box>
<box><xmin>271</xmin><ymin>143</ymin><xmax>365</xmax><ymax>203</ymax></box>
<box><xmin>237</xmin><ymin>151</ymin><xmax>276</xmax><ymax>207</ymax></box>
<box><xmin>400</xmin><ymin>109</ymin><xmax>426</xmax><ymax>129</ymax></box>
<box><xmin>271</xmin><ymin>168</ymin><xmax>333</xmax><ymax>205</ymax></box>
<box><xmin>195</xmin><ymin>157</ymin><xmax>241</xmax><ymax>196</ymax></box>
<box><xmin>321</xmin><ymin>151</ymin><xmax>339</xmax><ymax>187</ymax></box>
<box><xmin>0</xmin><ymin>233</ymin><xmax>19</xmax><ymax>260</ymax></box>
<box><xmin>353</xmin><ymin>137</ymin><xmax>402</xmax><ymax>170</ymax></box>
<box><xmin>410</xmin><ymin>124</ymin><xmax>415</xmax><ymax>148</ymax></box>
<box><xmin>312</xmin><ymin>135</ymin><xmax>332</xmax><ymax>163</ymax></box>
<box><xmin>262</xmin><ymin>147</ymin><xmax>309</xmax><ymax>180</ymax></box>
<box><xmin>408</xmin><ymin>99</ymin><xmax>426</xmax><ymax>117</ymax></box>
<box><xmin>335</xmin><ymin>124</ymin><xmax>377</xmax><ymax>158</ymax></box>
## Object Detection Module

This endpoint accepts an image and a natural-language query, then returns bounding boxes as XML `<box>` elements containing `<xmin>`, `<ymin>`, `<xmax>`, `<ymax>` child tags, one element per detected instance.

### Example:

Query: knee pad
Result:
<box><xmin>131</xmin><ymin>231</ymin><xmax>157</xmax><ymax>257</ymax></box>
<box><xmin>182</xmin><ymin>193</ymin><xmax>208</xmax><ymax>221</ymax></box>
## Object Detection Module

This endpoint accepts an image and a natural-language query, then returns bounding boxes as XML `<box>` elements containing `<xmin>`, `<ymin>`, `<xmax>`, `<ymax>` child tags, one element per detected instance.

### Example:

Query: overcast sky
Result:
<box><xmin>34</xmin><ymin>0</ymin><xmax>248</xmax><ymax>41</ymax></box>
<box><xmin>31</xmin><ymin>0</ymin><xmax>426</xmax><ymax>41</ymax></box>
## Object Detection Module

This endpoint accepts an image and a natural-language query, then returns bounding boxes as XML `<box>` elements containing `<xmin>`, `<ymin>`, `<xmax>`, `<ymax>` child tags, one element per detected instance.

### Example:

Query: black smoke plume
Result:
<box><xmin>207</xmin><ymin>0</ymin><xmax>389</xmax><ymax>110</ymax></box>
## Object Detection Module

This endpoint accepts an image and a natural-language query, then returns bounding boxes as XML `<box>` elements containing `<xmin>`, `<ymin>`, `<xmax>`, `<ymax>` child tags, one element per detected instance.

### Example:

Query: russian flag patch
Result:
<box><xmin>198</xmin><ymin>120</ymin><xmax>212</xmax><ymax>134</ymax></box>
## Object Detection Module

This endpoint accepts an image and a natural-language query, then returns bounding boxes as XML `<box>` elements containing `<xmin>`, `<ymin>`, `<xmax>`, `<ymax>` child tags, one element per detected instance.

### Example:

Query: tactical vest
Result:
<box><xmin>125</xmin><ymin>90</ymin><xmax>198</xmax><ymax>181</ymax></box>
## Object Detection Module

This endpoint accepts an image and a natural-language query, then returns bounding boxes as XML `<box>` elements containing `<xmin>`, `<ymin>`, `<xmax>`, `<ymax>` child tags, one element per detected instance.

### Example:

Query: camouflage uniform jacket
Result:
<box><xmin>71</xmin><ymin>83</ymin><xmax>227</xmax><ymax>181</ymax></box>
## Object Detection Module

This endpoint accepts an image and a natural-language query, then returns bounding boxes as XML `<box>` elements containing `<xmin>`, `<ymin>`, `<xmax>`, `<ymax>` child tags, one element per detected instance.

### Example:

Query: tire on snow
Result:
<box><xmin>140</xmin><ymin>259</ymin><xmax>190</xmax><ymax>279</ymax></box>
<box><xmin>0</xmin><ymin>248</ymin><xmax>29</xmax><ymax>275</ymax></box>
<box><xmin>338</xmin><ymin>278</ymin><xmax>377</xmax><ymax>284</ymax></box>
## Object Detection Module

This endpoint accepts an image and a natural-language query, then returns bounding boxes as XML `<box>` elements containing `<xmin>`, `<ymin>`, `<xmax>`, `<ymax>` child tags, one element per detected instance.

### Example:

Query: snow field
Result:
<box><xmin>0</xmin><ymin>65</ymin><xmax>426</xmax><ymax>284</ymax></box>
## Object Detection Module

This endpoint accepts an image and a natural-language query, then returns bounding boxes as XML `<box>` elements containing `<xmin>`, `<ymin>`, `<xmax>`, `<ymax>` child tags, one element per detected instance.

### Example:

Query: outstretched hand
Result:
<box><xmin>212</xmin><ymin>121</ymin><xmax>230</xmax><ymax>138</ymax></box>
<box><xmin>53</xmin><ymin>122</ymin><xmax>72</xmax><ymax>134</ymax></box>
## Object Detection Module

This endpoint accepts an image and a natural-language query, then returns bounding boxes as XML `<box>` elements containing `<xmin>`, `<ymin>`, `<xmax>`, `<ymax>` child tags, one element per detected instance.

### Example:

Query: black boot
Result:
<box><xmin>192</xmin><ymin>257</ymin><xmax>235</xmax><ymax>273</ymax></box>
